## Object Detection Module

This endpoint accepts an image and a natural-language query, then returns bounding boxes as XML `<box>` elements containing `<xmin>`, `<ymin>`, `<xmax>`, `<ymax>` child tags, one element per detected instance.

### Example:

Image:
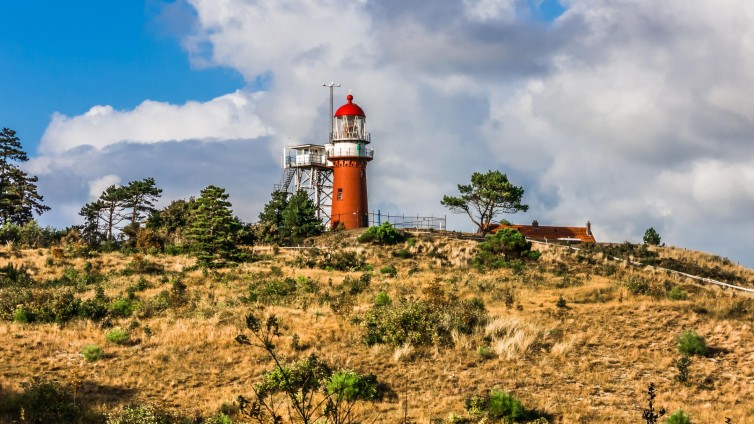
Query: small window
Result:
<box><xmin>337</xmin><ymin>188</ymin><xmax>343</xmax><ymax>200</ymax></box>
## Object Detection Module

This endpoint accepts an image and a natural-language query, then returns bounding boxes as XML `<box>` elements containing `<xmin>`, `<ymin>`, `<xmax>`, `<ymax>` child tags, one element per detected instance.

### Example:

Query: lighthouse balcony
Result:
<box><xmin>325</xmin><ymin>143</ymin><xmax>374</xmax><ymax>160</ymax></box>
<box><xmin>330</xmin><ymin>131</ymin><xmax>371</xmax><ymax>143</ymax></box>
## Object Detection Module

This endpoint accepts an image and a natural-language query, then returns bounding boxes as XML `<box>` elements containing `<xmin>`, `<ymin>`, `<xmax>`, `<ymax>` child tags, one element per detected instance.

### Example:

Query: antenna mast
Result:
<box><xmin>322</xmin><ymin>81</ymin><xmax>341</xmax><ymax>141</ymax></box>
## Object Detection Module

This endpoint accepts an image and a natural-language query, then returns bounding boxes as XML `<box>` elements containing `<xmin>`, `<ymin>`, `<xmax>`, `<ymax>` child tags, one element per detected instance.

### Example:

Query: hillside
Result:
<box><xmin>1</xmin><ymin>232</ymin><xmax>754</xmax><ymax>423</ymax></box>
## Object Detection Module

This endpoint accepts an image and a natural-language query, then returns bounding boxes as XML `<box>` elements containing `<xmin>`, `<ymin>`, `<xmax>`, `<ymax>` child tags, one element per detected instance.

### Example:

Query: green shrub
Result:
<box><xmin>342</xmin><ymin>273</ymin><xmax>371</xmax><ymax>295</ymax></box>
<box><xmin>667</xmin><ymin>286</ymin><xmax>688</xmax><ymax>301</ymax></box>
<box><xmin>109</xmin><ymin>298</ymin><xmax>135</xmax><ymax>317</ymax></box>
<box><xmin>677</xmin><ymin>330</ymin><xmax>708</xmax><ymax>356</ymax></box>
<box><xmin>392</xmin><ymin>249</ymin><xmax>413</xmax><ymax>259</ymax></box>
<box><xmin>106</xmin><ymin>328</ymin><xmax>130</xmax><ymax>345</ymax></box>
<box><xmin>476</xmin><ymin>346</ymin><xmax>494</xmax><ymax>360</ymax></box>
<box><xmin>82</xmin><ymin>344</ymin><xmax>104</xmax><ymax>362</ymax></box>
<box><xmin>12</xmin><ymin>305</ymin><xmax>29</xmax><ymax>323</ymax></box>
<box><xmin>472</xmin><ymin>229</ymin><xmax>540</xmax><ymax>271</ymax></box>
<box><xmin>297</xmin><ymin>248</ymin><xmax>369</xmax><ymax>272</ymax></box>
<box><xmin>374</xmin><ymin>291</ymin><xmax>392</xmax><ymax>307</ymax></box>
<box><xmin>17</xmin><ymin>378</ymin><xmax>82</xmax><ymax>423</ymax></box>
<box><xmin>357</xmin><ymin>223</ymin><xmax>407</xmax><ymax>245</ymax></box>
<box><xmin>379</xmin><ymin>265</ymin><xmax>398</xmax><ymax>278</ymax></box>
<box><xmin>106</xmin><ymin>404</ymin><xmax>178</xmax><ymax>424</ymax></box>
<box><xmin>665</xmin><ymin>409</ymin><xmax>692</xmax><ymax>424</ymax></box>
<box><xmin>488</xmin><ymin>390</ymin><xmax>525</xmax><ymax>420</ymax></box>
<box><xmin>362</xmin><ymin>288</ymin><xmax>487</xmax><ymax>347</ymax></box>
<box><xmin>626</xmin><ymin>277</ymin><xmax>651</xmax><ymax>295</ymax></box>
<box><xmin>0</xmin><ymin>263</ymin><xmax>35</xmax><ymax>287</ymax></box>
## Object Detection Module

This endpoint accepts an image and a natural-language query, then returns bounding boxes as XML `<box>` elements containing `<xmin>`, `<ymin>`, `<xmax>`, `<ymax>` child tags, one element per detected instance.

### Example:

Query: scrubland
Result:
<box><xmin>1</xmin><ymin>232</ymin><xmax>753</xmax><ymax>423</ymax></box>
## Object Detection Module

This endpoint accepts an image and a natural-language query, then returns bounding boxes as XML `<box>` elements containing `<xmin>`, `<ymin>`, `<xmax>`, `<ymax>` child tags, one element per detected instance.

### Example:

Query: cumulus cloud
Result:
<box><xmin>33</xmin><ymin>0</ymin><xmax>754</xmax><ymax>266</ymax></box>
<box><xmin>39</xmin><ymin>90</ymin><xmax>271</xmax><ymax>154</ymax></box>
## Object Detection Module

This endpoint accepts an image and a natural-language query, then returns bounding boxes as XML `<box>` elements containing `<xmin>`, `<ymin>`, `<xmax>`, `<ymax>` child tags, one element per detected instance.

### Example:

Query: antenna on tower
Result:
<box><xmin>322</xmin><ymin>81</ymin><xmax>341</xmax><ymax>141</ymax></box>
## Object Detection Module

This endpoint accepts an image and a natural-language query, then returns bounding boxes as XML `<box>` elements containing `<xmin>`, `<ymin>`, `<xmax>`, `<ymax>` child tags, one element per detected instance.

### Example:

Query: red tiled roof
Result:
<box><xmin>492</xmin><ymin>224</ymin><xmax>596</xmax><ymax>243</ymax></box>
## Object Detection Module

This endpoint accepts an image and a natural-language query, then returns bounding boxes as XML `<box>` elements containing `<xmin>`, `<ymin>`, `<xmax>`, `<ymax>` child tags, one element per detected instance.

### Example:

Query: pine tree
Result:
<box><xmin>187</xmin><ymin>185</ymin><xmax>241</xmax><ymax>267</ymax></box>
<box><xmin>256</xmin><ymin>190</ymin><xmax>289</xmax><ymax>245</ymax></box>
<box><xmin>281</xmin><ymin>190</ymin><xmax>322</xmax><ymax>244</ymax></box>
<box><xmin>0</xmin><ymin>128</ymin><xmax>50</xmax><ymax>224</ymax></box>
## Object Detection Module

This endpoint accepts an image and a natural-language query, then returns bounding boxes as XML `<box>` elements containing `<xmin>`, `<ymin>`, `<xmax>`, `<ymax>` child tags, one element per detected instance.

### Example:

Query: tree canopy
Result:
<box><xmin>257</xmin><ymin>190</ymin><xmax>322</xmax><ymax>245</ymax></box>
<box><xmin>187</xmin><ymin>185</ymin><xmax>243</xmax><ymax>267</ymax></box>
<box><xmin>79</xmin><ymin>178</ymin><xmax>162</xmax><ymax>245</ymax></box>
<box><xmin>0</xmin><ymin>128</ymin><xmax>50</xmax><ymax>225</ymax></box>
<box><xmin>643</xmin><ymin>227</ymin><xmax>661</xmax><ymax>246</ymax></box>
<box><xmin>441</xmin><ymin>170</ymin><xmax>528</xmax><ymax>234</ymax></box>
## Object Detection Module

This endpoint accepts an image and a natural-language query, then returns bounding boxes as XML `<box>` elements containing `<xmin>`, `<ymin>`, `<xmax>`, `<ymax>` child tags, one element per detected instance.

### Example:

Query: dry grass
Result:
<box><xmin>1</xmin><ymin>236</ymin><xmax>754</xmax><ymax>422</ymax></box>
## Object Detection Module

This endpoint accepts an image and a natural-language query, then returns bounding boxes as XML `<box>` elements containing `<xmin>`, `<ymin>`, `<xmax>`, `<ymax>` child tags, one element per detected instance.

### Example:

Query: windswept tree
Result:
<box><xmin>441</xmin><ymin>170</ymin><xmax>528</xmax><ymax>234</ymax></box>
<box><xmin>0</xmin><ymin>128</ymin><xmax>50</xmax><ymax>224</ymax></box>
<box><xmin>79</xmin><ymin>178</ymin><xmax>162</xmax><ymax>245</ymax></box>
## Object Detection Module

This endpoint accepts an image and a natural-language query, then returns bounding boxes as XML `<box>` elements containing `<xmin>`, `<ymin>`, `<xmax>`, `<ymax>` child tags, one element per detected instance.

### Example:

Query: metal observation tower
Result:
<box><xmin>275</xmin><ymin>83</ymin><xmax>374</xmax><ymax>229</ymax></box>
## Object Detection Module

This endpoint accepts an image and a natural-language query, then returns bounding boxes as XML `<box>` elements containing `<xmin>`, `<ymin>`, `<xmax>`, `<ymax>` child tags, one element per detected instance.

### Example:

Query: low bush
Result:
<box><xmin>392</xmin><ymin>248</ymin><xmax>413</xmax><ymax>259</ymax></box>
<box><xmin>472</xmin><ymin>229</ymin><xmax>540</xmax><ymax>271</ymax></box>
<box><xmin>677</xmin><ymin>330</ymin><xmax>708</xmax><ymax>357</ymax></box>
<box><xmin>357</xmin><ymin>223</ymin><xmax>407</xmax><ymax>245</ymax></box>
<box><xmin>106</xmin><ymin>328</ymin><xmax>130</xmax><ymax>345</ymax></box>
<box><xmin>0</xmin><ymin>263</ymin><xmax>35</xmax><ymax>288</ymax></box>
<box><xmin>108</xmin><ymin>298</ymin><xmax>136</xmax><ymax>317</ymax></box>
<box><xmin>16</xmin><ymin>378</ymin><xmax>82</xmax><ymax>423</ymax></box>
<box><xmin>297</xmin><ymin>248</ymin><xmax>369</xmax><ymax>272</ymax></box>
<box><xmin>665</xmin><ymin>409</ymin><xmax>692</xmax><ymax>424</ymax></box>
<box><xmin>82</xmin><ymin>344</ymin><xmax>104</xmax><ymax>362</ymax></box>
<box><xmin>374</xmin><ymin>291</ymin><xmax>392</xmax><ymax>307</ymax></box>
<box><xmin>379</xmin><ymin>264</ymin><xmax>398</xmax><ymax>278</ymax></box>
<box><xmin>667</xmin><ymin>286</ymin><xmax>688</xmax><ymax>301</ymax></box>
<box><xmin>362</xmin><ymin>285</ymin><xmax>487</xmax><ymax>347</ymax></box>
<box><xmin>464</xmin><ymin>390</ymin><xmax>542</xmax><ymax>422</ymax></box>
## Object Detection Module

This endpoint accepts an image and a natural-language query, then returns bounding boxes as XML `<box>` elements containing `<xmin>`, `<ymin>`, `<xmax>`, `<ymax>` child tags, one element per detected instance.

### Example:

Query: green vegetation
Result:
<box><xmin>362</xmin><ymin>283</ymin><xmax>487</xmax><ymax>347</ymax></box>
<box><xmin>257</xmin><ymin>189</ymin><xmax>322</xmax><ymax>245</ymax></box>
<box><xmin>665</xmin><ymin>409</ymin><xmax>692</xmax><ymax>424</ymax></box>
<box><xmin>0</xmin><ymin>128</ymin><xmax>50</xmax><ymax>226</ymax></box>
<box><xmin>464</xmin><ymin>390</ymin><xmax>546</xmax><ymax>422</ymax></box>
<box><xmin>235</xmin><ymin>313</ymin><xmax>388</xmax><ymax>423</ymax></box>
<box><xmin>187</xmin><ymin>185</ymin><xmax>246</xmax><ymax>268</ymax></box>
<box><xmin>105</xmin><ymin>328</ymin><xmax>130</xmax><ymax>345</ymax></box>
<box><xmin>677</xmin><ymin>330</ymin><xmax>708</xmax><ymax>357</ymax></box>
<box><xmin>472</xmin><ymin>228</ymin><xmax>540</xmax><ymax>271</ymax></box>
<box><xmin>441</xmin><ymin>170</ymin><xmax>528</xmax><ymax>234</ymax></box>
<box><xmin>81</xmin><ymin>344</ymin><xmax>104</xmax><ymax>362</ymax></box>
<box><xmin>644</xmin><ymin>227</ymin><xmax>662</xmax><ymax>246</ymax></box>
<box><xmin>357</xmin><ymin>222</ymin><xmax>407</xmax><ymax>245</ymax></box>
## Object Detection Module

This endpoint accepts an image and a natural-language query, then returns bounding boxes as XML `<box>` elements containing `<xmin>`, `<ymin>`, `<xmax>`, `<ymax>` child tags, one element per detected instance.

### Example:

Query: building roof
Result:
<box><xmin>492</xmin><ymin>221</ymin><xmax>596</xmax><ymax>243</ymax></box>
<box><xmin>335</xmin><ymin>94</ymin><xmax>366</xmax><ymax>117</ymax></box>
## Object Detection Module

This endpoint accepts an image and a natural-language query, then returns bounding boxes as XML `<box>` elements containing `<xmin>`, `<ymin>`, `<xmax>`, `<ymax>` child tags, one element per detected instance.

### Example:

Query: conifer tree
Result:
<box><xmin>282</xmin><ymin>190</ymin><xmax>322</xmax><ymax>244</ymax></box>
<box><xmin>0</xmin><ymin>128</ymin><xmax>50</xmax><ymax>224</ymax></box>
<box><xmin>187</xmin><ymin>185</ymin><xmax>241</xmax><ymax>267</ymax></box>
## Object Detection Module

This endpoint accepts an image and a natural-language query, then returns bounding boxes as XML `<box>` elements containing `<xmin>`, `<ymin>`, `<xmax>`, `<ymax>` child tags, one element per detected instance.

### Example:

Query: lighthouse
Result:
<box><xmin>326</xmin><ymin>94</ymin><xmax>374</xmax><ymax>229</ymax></box>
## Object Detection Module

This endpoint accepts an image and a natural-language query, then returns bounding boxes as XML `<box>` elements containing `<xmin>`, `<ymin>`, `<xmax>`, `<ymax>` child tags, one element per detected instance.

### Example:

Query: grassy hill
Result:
<box><xmin>1</xmin><ymin>231</ymin><xmax>753</xmax><ymax>423</ymax></box>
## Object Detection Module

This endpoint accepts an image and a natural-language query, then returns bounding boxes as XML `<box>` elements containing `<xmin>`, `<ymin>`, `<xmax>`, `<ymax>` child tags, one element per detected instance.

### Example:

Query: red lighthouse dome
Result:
<box><xmin>334</xmin><ymin>94</ymin><xmax>365</xmax><ymax>117</ymax></box>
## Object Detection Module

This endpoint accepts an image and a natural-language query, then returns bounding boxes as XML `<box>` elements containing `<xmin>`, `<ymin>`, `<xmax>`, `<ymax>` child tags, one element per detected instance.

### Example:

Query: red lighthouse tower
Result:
<box><xmin>326</xmin><ymin>94</ymin><xmax>374</xmax><ymax>229</ymax></box>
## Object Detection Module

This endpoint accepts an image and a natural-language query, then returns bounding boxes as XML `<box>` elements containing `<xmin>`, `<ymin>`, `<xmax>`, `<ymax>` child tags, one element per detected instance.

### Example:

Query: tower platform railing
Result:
<box><xmin>284</xmin><ymin>153</ymin><xmax>330</xmax><ymax>168</ymax></box>
<box><xmin>367</xmin><ymin>211</ymin><xmax>446</xmax><ymax>231</ymax></box>
<box><xmin>325</xmin><ymin>146</ymin><xmax>374</xmax><ymax>159</ymax></box>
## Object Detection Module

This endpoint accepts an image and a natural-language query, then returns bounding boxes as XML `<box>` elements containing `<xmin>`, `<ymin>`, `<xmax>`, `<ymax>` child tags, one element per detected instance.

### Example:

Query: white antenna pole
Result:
<box><xmin>322</xmin><ymin>81</ymin><xmax>341</xmax><ymax>141</ymax></box>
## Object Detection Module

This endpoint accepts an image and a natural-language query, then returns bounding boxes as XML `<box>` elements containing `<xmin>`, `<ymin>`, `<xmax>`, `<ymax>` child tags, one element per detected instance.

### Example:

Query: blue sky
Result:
<box><xmin>3</xmin><ymin>0</ymin><xmax>754</xmax><ymax>267</ymax></box>
<box><xmin>0</xmin><ymin>1</ymin><xmax>244</xmax><ymax>153</ymax></box>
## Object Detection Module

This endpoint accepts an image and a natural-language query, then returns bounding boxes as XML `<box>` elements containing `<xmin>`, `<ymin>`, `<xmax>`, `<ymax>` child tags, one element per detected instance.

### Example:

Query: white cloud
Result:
<box><xmin>39</xmin><ymin>90</ymin><xmax>271</xmax><ymax>154</ymax></box>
